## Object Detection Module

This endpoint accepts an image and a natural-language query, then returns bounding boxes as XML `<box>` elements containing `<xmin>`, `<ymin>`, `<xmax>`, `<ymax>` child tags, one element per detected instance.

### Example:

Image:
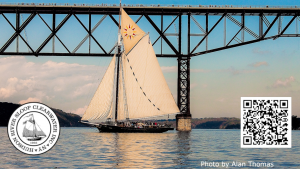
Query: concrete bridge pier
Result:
<box><xmin>176</xmin><ymin>114</ymin><xmax>192</xmax><ymax>131</ymax></box>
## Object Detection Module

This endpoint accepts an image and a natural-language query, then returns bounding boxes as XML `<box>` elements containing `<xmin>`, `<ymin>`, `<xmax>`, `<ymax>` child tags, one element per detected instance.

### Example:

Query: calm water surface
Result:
<box><xmin>0</xmin><ymin>127</ymin><xmax>299</xmax><ymax>168</ymax></box>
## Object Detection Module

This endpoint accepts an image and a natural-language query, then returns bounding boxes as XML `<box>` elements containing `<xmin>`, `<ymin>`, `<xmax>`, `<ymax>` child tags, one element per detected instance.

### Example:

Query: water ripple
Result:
<box><xmin>0</xmin><ymin>128</ymin><xmax>299</xmax><ymax>168</ymax></box>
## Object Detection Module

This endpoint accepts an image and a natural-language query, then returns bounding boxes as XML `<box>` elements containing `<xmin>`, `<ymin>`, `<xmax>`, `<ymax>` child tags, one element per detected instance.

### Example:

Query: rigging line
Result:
<box><xmin>95</xmin><ymin>66</ymin><xmax>117</xmax><ymax>120</ymax></box>
<box><xmin>96</xmin><ymin>101</ymin><xmax>112</xmax><ymax>120</ymax></box>
<box><xmin>32</xmin><ymin>115</ymin><xmax>36</xmax><ymax>136</ymax></box>
<box><xmin>21</xmin><ymin>14</ymin><xmax>30</xmax><ymax>52</ymax></box>
<box><xmin>83</xmin><ymin>38</ymin><xmax>117</xmax><ymax>120</ymax></box>
<box><xmin>172</xmin><ymin>15</ymin><xmax>179</xmax><ymax>46</ymax></box>
<box><xmin>82</xmin><ymin>23</ymin><xmax>115</xmax><ymax>114</ymax></box>
<box><xmin>135</xmin><ymin>36</ymin><xmax>150</xmax><ymax>116</ymax></box>
<box><xmin>125</xmin><ymin>33</ymin><xmax>148</xmax><ymax>56</ymax></box>
<box><xmin>112</xmin><ymin>50</ymin><xmax>120</xmax><ymax>121</ymax></box>
<box><xmin>113</xmin><ymin>0</ymin><xmax>122</xmax><ymax>122</ymax></box>
<box><xmin>90</xmin><ymin>69</ymin><xmax>116</xmax><ymax>120</ymax></box>
<box><xmin>102</xmin><ymin>52</ymin><xmax>118</xmax><ymax>121</ymax></box>
<box><xmin>83</xmin><ymin>54</ymin><xmax>117</xmax><ymax>121</ymax></box>
<box><xmin>95</xmin><ymin>100</ymin><xmax>113</xmax><ymax>120</ymax></box>
<box><xmin>35</xmin><ymin>123</ymin><xmax>46</xmax><ymax>136</ymax></box>
<box><xmin>125</xmin><ymin>50</ymin><xmax>141</xmax><ymax>117</ymax></box>
<box><xmin>117</xmin><ymin>112</ymin><xmax>179</xmax><ymax>122</ymax></box>
<box><xmin>125</xmin><ymin>42</ymin><xmax>170</xmax><ymax>116</ymax></box>
<box><xmin>120</xmin><ymin>54</ymin><xmax>129</xmax><ymax>120</ymax></box>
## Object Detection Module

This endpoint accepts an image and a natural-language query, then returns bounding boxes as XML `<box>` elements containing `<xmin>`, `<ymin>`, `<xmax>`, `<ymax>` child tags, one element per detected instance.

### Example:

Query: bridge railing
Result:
<box><xmin>0</xmin><ymin>2</ymin><xmax>299</xmax><ymax>9</ymax></box>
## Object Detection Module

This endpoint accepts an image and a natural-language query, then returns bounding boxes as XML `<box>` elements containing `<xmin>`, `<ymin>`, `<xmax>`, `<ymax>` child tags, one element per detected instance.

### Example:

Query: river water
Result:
<box><xmin>0</xmin><ymin>127</ymin><xmax>299</xmax><ymax>168</ymax></box>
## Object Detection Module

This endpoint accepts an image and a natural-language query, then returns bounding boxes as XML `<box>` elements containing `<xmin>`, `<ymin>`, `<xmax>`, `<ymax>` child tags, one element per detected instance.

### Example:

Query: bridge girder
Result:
<box><xmin>1</xmin><ymin>5</ymin><xmax>300</xmax><ymax>116</ymax></box>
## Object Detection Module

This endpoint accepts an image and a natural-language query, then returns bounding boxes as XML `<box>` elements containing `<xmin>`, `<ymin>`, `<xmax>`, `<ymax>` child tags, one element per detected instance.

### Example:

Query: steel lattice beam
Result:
<box><xmin>1</xmin><ymin>5</ymin><xmax>300</xmax><ymax>117</ymax></box>
<box><xmin>0</xmin><ymin>5</ymin><xmax>299</xmax><ymax>57</ymax></box>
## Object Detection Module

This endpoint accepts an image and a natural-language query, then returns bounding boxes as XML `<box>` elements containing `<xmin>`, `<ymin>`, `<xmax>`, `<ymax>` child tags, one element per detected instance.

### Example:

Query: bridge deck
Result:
<box><xmin>0</xmin><ymin>3</ymin><xmax>300</xmax><ymax>15</ymax></box>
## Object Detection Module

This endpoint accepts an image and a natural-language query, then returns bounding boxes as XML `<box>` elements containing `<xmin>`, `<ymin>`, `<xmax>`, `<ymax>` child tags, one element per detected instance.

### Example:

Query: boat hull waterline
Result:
<box><xmin>97</xmin><ymin>124</ymin><xmax>174</xmax><ymax>133</ymax></box>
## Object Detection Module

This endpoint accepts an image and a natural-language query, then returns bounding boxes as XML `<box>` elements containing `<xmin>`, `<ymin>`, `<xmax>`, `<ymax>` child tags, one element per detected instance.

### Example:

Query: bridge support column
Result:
<box><xmin>176</xmin><ymin>56</ymin><xmax>191</xmax><ymax>131</ymax></box>
<box><xmin>176</xmin><ymin>114</ymin><xmax>191</xmax><ymax>131</ymax></box>
<box><xmin>176</xmin><ymin>12</ymin><xmax>191</xmax><ymax>131</ymax></box>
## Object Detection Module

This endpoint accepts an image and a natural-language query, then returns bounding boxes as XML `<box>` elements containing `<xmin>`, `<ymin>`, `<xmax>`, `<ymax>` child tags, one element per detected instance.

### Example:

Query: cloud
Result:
<box><xmin>161</xmin><ymin>66</ymin><xmax>210</xmax><ymax>73</ymax></box>
<box><xmin>250</xmin><ymin>61</ymin><xmax>268</xmax><ymax>67</ymax></box>
<box><xmin>190</xmin><ymin>83</ymin><xmax>197</xmax><ymax>89</ymax></box>
<box><xmin>273</xmin><ymin>76</ymin><xmax>295</xmax><ymax>88</ymax></box>
<box><xmin>191</xmin><ymin>69</ymin><xmax>210</xmax><ymax>73</ymax></box>
<box><xmin>19</xmin><ymin>97</ymin><xmax>41</xmax><ymax>104</ymax></box>
<box><xmin>161</xmin><ymin>66</ymin><xmax>177</xmax><ymax>73</ymax></box>
<box><xmin>216</xmin><ymin>98</ymin><xmax>225</xmax><ymax>103</ymax></box>
<box><xmin>220</xmin><ymin>67</ymin><xmax>257</xmax><ymax>75</ymax></box>
<box><xmin>72</xmin><ymin>83</ymin><xmax>96</xmax><ymax>98</ymax></box>
<box><xmin>0</xmin><ymin>56</ymin><xmax>179</xmax><ymax>115</ymax></box>
<box><xmin>0</xmin><ymin>87</ymin><xmax>16</xmax><ymax>99</ymax></box>
<box><xmin>0</xmin><ymin>77</ymin><xmax>19</xmax><ymax>98</ymax></box>
<box><xmin>252</xmin><ymin>47</ymin><xmax>271</xmax><ymax>55</ymax></box>
<box><xmin>68</xmin><ymin>105</ymin><xmax>88</xmax><ymax>116</ymax></box>
<box><xmin>0</xmin><ymin>56</ymin><xmax>107</xmax><ymax>112</ymax></box>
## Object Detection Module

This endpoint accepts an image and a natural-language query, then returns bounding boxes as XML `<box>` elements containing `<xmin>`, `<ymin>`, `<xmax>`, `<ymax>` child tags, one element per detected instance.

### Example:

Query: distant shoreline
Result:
<box><xmin>1</xmin><ymin>102</ymin><xmax>300</xmax><ymax>129</ymax></box>
<box><xmin>0</xmin><ymin>102</ymin><xmax>86</xmax><ymax>127</ymax></box>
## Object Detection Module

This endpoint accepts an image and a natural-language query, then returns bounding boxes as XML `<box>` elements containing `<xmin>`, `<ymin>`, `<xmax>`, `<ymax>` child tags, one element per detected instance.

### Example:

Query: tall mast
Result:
<box><xmin>115</xmin><ymin>0</ymin><xmax>122</xmax><ymax>123</ymax></box>
<box><xmin>33</xmin><ymin>115</ymin><xmax>37</xmax><ymax>137</ymax></box>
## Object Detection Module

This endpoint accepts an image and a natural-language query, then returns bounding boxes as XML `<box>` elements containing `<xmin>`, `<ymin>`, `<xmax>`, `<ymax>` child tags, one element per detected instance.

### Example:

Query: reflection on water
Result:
<box><xmin>174</xmin><ymin>131</ymin><xmax>191</xmax><ymax>167</ymax></box>
<box><xmin>1</xmin><ymin>128</ymin><xmax>300</xmax><ymax>168</ymax></box>
<box><xmin>98</xmin><ymin>132</ymin><xmax>181</xmax><ymax>168</ymax></box>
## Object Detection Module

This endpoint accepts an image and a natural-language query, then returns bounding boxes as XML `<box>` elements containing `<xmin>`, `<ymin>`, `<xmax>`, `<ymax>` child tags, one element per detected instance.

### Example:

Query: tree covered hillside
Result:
<box><xmin>0</xmin><ymin>102</ymin><xmax>86</xmax><ymax>127</ymax></box>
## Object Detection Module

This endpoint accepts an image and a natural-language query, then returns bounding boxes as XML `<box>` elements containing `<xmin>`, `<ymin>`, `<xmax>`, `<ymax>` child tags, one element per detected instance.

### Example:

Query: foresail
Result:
<box><xmin>23</xmin><ymin>121</ymin><xmax>35</xmax><ymax>137</ymax></box>
<box><xmin>120</xmin><ymin>34</ymin><xmax>179</xmax><ymax>121</ymax></box>
<box><xmin>121</xmin><ymin>9</ymin><xmax>145</xmax><ymax>54</ymax></box>
<box><xmin>117</xmin><ymin>53</ymin><xmax>129</xmax><ymax>121</ymax></box>
<box><xmin>35</xmin><ymin>124</ymin><xmax>46</xmax><ymax>136</ymax></box>
<box><xmin>81</xmin><ymin>55</ymin><xmax>116</xmax><ymax>121</ymax></box>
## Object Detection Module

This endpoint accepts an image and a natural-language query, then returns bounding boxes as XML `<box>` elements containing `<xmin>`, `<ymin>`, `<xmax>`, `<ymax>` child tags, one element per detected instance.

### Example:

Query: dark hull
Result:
<box><xmin>97</xmin><ymin>125</ymin><xmax>173</xmax><ymax>133</ymax></box>
<box><xmin>27</xmin><ymin>137</ymin><xmax>42</xmax><ymax>141</ymax></box>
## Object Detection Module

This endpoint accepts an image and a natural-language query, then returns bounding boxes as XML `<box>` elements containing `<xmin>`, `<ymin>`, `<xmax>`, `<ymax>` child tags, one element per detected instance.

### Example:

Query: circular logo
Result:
<box><xmin>7</xmin><ymin>102</ymin><xmax>60</xmax><ymax>155</ymax></box>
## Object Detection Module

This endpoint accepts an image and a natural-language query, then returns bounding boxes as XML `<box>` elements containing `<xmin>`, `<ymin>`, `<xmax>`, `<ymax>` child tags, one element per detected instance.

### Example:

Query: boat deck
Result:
<box><xmin>97</xmin><ymin>124</ymin><xmax>174</xmax><ymax>133</ymax></box>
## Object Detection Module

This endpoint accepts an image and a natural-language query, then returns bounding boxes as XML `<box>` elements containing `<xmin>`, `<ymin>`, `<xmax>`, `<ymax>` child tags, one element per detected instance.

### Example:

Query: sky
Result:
<box><xmin>1</xmin><ymin>0</ymin><xmax>300</xmax><ymax>118</ymax></box>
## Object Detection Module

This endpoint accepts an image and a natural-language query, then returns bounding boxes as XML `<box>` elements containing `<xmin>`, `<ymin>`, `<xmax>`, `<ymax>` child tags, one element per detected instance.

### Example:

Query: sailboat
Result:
<box><xmin>80</xmin><ymin>8</ymin><xmax>180</xmax><ymax>133</ymax></box>
<box><xmin>23</xmin><ymin>114</ymin><xmax>46</xmax><ymax>141</ymax></box>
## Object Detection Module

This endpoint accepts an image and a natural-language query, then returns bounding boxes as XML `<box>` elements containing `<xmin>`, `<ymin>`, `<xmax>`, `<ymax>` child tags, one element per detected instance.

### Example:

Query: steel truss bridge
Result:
<box><xmin>1</xmin><ymin>3</ymin><xmax>300</xmax><ymax>116</ymax></box>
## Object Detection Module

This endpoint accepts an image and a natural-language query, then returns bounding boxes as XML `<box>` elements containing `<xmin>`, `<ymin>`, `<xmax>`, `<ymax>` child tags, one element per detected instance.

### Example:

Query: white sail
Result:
<box><xmin>117</xmin><ymin>53</ymin><xmax>129</xmax><ymax>121</ymax></box>
<box><xmin>23</xmin><ymin>121</ymin><xmax>35</xmax><ymax>137</ymax></box>
<box><xmin>81</xmin><ymin>9</ymin><xmax>179</xmax><ymax>123</ymax></box>
<box><xmin>119</xmin><ymin>34</ymin><xmax>179</xmax><ymax>121</ymax></box>
<box><xmin>121</xmin><ymin>9</ymin><xmax>145</xmax><ymax>54</ymax></box>
<box><xmin>23</xmin><ymin>115</ymin><xmax>46</xmax><ymax>137</ymax></box>
<box><xmin>35</xmin><ymin>124</ymin><xmax>46</xmax><ymax>136</ymax></box>
<box><xmin>81</xmin><ymin>55</ymin><xmax>116</xmax><ymax>121</ymax></box>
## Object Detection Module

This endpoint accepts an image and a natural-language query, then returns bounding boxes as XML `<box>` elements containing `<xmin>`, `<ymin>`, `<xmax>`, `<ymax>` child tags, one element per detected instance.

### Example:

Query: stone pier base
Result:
<box><xmin>176</xmin><ymin>114</ymin><xmax>192</xmax><ymax>131</ymax></box>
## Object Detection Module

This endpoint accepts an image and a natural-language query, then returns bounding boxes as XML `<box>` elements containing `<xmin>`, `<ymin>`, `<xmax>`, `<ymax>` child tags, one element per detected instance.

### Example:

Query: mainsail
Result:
<box><xmin>23</xmin><ymin>114</ymin><xmax>46</xmax><ymax>137</ymax></box>
<box><xmin>81</xmin><ymin>9</ymin><xmax>179</xmax><ymax>122</ymax></box>
<box><xmin>118</xmin><ymin>34</ymin><xmax>179</xmax><ymax>120</ymax></box>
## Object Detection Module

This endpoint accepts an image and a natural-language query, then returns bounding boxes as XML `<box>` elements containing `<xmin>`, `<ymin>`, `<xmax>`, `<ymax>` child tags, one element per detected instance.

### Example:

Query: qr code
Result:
<box><xmin>241</xmin><ymin>97</ymin><xmax>291</xmax><ymax>148</ymax></box>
